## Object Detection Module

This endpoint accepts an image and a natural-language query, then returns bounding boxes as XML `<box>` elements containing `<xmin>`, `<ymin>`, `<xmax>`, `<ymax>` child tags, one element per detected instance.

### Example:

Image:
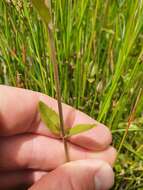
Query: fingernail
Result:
<box><xmin>94</xmin><ymin>163</ymin><xmax>114</xmax><ymax>190</ymax></box>
<box><xmin>94</xmin><ymin>176</ymin><xmax>102</xmax><ymax>190</ymax></box>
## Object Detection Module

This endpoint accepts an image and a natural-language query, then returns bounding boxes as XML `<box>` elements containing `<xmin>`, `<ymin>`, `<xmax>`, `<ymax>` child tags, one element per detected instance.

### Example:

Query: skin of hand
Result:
<box><xmin>0</xmin><ymin>85</ymin><xmax>116</xmax><ymax>190</ymax></box>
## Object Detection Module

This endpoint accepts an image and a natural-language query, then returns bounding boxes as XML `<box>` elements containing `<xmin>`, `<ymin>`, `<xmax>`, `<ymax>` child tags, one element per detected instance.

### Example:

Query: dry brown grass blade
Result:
<box><xmin>117</xmin><ymin>88</ymin><xmax>143</xmax><ymax>155</ymax></box>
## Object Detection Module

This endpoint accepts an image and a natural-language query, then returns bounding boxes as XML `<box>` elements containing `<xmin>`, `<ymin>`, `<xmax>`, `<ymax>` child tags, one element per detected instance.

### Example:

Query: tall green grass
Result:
<box><xmin>0</xmin><ymin>0</ymin><xmax>143</xmax><ymax>189</ymax></box>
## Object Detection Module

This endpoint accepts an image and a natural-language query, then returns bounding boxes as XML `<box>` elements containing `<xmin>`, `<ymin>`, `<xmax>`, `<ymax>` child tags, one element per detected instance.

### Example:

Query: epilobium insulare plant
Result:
<box><xmin>31</xmin><ymin>0</ymin><xmax>97</xmax><ymax>162</ymax></box>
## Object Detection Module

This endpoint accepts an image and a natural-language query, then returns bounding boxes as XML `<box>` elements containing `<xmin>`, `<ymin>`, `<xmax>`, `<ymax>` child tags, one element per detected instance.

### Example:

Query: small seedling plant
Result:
<box><xmin>31</xmin><ymin>0</ymin><xmax>97</xmax><ymax>162</ymax></box>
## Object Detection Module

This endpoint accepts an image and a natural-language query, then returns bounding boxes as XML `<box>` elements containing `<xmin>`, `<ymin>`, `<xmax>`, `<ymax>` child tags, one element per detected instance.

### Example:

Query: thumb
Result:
<box><xmin>29</xmin><ymin>159</ymin><xmax>114</xmax><ymax>190</ymax></box>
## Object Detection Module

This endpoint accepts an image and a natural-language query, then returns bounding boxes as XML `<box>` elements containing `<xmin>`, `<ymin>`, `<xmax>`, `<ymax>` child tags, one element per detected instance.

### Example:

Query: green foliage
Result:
<box><xmin>67</xmin><ymin>124</ymin><xmax>96</xmax><ymax>137</ymax></box>
<box><xmin>39</xmin><ymin>101</ymin><xmax>60</xmax><ymax>135</ymax></box>
<box><xmin>31</xmin><ymin>0</ymin><xmax>51</xmax><ymax>25</ymax></box>
<box><xmin>39</xmin><ymin>101</ymin><xmax>96</xmax><ymax>137</ymax></box>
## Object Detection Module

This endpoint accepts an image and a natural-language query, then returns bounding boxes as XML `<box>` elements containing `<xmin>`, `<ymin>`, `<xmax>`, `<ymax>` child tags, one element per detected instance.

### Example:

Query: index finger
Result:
<box><xmin>0</xmin><ymin>85</ymin><xmax>112</xmax><ymax>151</ymax></box>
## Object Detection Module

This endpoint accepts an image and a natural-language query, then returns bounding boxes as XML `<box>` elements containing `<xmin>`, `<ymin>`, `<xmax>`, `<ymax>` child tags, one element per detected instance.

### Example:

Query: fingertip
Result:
<box><xmin>94</xmin><ymin>161</ymin><xmax>114</xmax><ymax>190</ymax></box>
<box><xmin>91</xmin><ymin>146</ymin><xmax>117</xmax><ymax>167</ymax></box>
<box><xmin>29</xmin><ymin>159</ymin><xmax>115</xmax><ymax>190</ymax></box>
<box><xmin>93</xmin><ymin>123</ymin><xmax>112</xmax><ymax>150</ymax></box>
<box><xmin>108</xmin><ymin>146</ymin><xmax>117</xmax><ymax>166</ymax></box>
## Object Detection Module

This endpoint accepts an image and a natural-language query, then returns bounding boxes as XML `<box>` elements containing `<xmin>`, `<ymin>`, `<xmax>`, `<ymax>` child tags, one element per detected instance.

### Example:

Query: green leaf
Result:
<box><xmin>31</xmin><ymin>0</ymin><xmax>51</xmax><ymax>25</ymax></box>
<box><xmin>38</xmin><ymin>101</ymin><xmax>60</xmax><ymax>135</ymax></box>
<box><xmin>67</xmin><ymin>124</ymin><xmax>96</xmax><ymax>137</ymax></box>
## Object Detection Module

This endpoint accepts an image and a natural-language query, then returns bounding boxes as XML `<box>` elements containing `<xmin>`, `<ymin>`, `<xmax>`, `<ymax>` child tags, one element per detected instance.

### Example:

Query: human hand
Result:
<box><xmin>0</xmin><ymin>85</ymin><xmax>116</xmax><ymax>190</ymax></box>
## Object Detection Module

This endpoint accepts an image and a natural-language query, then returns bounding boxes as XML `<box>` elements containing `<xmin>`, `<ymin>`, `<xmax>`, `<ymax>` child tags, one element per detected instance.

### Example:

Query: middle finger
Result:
<box><xmin>0</xmin><ymin>135</ymin><xmax>116</xmax><ymax>171</ymax></box>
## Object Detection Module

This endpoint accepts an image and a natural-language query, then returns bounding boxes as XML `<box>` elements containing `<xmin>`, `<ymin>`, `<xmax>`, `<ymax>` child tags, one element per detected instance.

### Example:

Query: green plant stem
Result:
<box><xmin>47</xmin><ymin>25</ymin><xmax>70</xmax><ymax>162</ymax></box>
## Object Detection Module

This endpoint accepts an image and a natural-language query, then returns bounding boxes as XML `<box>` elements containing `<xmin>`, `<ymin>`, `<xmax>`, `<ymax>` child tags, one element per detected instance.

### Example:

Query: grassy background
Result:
<box><xmin>0</xmin><ymin>0</ymin><xmax>143</xmax><ymax>189</ymax></box>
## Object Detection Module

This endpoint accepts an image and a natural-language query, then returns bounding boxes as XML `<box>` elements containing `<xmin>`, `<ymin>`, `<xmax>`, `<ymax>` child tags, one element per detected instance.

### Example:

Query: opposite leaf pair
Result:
<box><xmin>31</xmin><ymin>0</ymin><xmax>96</xmax><ymax>150</ymax></box>
<box><xmin>39</xmin><ymin>101</ymin><xmax>96</xmax><ymax>138</ymax></box>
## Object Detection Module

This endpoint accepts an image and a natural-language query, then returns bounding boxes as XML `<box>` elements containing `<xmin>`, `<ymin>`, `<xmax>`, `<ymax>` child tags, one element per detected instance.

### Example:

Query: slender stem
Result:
<box><xmin>117</xmin><ymin>88</ymin><xmax>143</xmax><ymax>155</ymax></box>
<box><xmin>47</xmin><ymin>25</ymin><xmax>70</xmax><ymax>162</ymax></box>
